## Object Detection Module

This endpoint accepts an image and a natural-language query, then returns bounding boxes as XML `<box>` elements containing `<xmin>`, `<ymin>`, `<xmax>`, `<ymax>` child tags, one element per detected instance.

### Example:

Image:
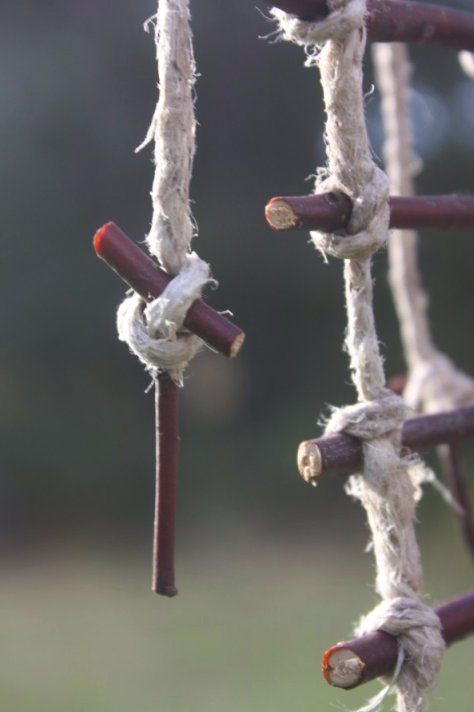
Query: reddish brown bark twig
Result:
<box><xmin>152</xmin><ymin>372</ymin><xmax>179</xmax><ymax>597</ymax></box>
<box><xmin>298</xmin><ymin>405</ymin><xmax>474</xmax><ymax>483</ymax></box>
<box><xmin>266</xmin><ymin>193</ymin><xmax>474</xmax><ymax>232</ymax></box>
<box><xmin>94</xmin><ymin>222</ymin><xmax>244</xmax><ymax>597</ymax></box>
<box><xmin>322</xmin><ymin>592</ymin><xmax>474</xmax><ymax>689</ymax></box>
<box><xmin>94</xmin><ymin>222</ymin><xmax>245</xmax><ymax>359</ymax></box>
<box><xmin>261</xmin><ymin>0</ymin><xmax>474</xmax><ymax>51</ymax></box>
<box><xmin>437</xmin><ymin>442</ymin><xmax>474</xmax><ymax>560</ymax></box>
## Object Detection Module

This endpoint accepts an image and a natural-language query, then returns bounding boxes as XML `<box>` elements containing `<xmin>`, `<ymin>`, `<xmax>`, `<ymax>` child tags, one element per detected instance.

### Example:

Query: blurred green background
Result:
<box><xmin>0</xmin><ymin>1</ymin><xmax>473</xmax><ymax>710</ymax></box>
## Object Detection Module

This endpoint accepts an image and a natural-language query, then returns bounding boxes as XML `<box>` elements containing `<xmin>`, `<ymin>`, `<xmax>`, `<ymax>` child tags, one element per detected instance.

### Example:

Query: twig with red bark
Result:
<box><xmin>265</xmin><ymin>193</ymin><xmax>474</xmax><ymax>233</ymax></box>
<box><xmin>298</xmin><ymin>406</ymin><xmax>474</xmax><ymax>483</ymax></box>
<box><xmin>322</xmin><ymin>592</ymin><xmax>474</xmax><ymax>689</ymax></box>
<box><xmin>261</xmin><ymin>0</ymin><xmax>474</xmax><ymax>51</ymax></box>
<box><xmin>94</xmin><ymin>222</ymin><xmax>244</xmax><ymax>596</ymax></box>
<box><xmin>94</xmin><ymin>222</ymin><xmax>245</xmax><ymax>358</ymax></box>
<box><xmin>437</xmin><ymin>442</ymin><xmax>474</xmax><ymax>560</ymax></box>
<box><xmin>152</xmin><ymin>372</ymin><xmax>179</xmax><ymax>596</ymax></box>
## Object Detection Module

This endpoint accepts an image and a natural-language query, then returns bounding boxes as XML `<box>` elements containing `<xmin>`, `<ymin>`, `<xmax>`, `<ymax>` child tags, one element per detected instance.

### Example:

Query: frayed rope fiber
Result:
<box><xmin>272</xmin><ymin>2</ymin><xmax>444</xmax><ymax>710</ymax></box>
<box><xmin>117</xmin><ymin>0</ymin><xmax>211</xmax><ymax>384</ymax></box>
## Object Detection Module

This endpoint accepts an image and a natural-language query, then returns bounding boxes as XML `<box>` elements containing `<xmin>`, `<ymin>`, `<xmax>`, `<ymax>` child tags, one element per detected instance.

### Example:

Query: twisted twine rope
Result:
<box><xmin>117</xmin><ymin>0</ymin><xmax>211</xmax><ymax>383</ymax></box>
<box><xmin>272</xmin><ymin>2</ymin><xmax>444</xmax><ymax>709</ymax></box>
<box><xmin>373</xmin><ymin>42</ymin><xmax>474</xmax><ymax>416</ymax></box>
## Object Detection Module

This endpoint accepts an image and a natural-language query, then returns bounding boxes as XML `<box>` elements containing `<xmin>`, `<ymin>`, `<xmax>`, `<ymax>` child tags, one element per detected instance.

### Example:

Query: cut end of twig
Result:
<box><xmin>153</xmin><ymin>581</ymin><xmax>178</xmax><ymax>598</ymax></box>
<box><xmin>230</xmin><ymin>331</ymin><xmax>245</xmax><ymax>359</ymax></box>
<box><xmin>93</xmin><ymin>221</ymin><xmax>116</xmax><ymax>256</ymax></box>
<box><xmin>265</xmin><ymin>198</ymin><xmax>299</xmax><ymax>231</ymax></box>
<box><xmin>322</xmin><ymin>645</ymin><xmax>365</xmax><ymax>689</ymax></box>
<box><xmin>297</xmin><ymin>440</ymin><xmax>322</xmax><ymax>484</ymax></box>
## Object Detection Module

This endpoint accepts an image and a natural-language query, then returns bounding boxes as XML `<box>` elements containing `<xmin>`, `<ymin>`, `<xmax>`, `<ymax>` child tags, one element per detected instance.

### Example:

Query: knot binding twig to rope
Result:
<box><xmin>118</xmin><ymin>0</ymin><xmax>211</xmax><ymax>384</ymax></box>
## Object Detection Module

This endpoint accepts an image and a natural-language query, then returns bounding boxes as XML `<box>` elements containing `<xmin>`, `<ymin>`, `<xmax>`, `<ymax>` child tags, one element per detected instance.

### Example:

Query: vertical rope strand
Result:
<box><xmin>117</xmin><ymin>0</ymin><xmax>211</xmax><ymax>382</ymax></box>
<box><xmin>271</xmin><ymin>3</ymin><xmax>445</xmax><ymax>708</ymax></box>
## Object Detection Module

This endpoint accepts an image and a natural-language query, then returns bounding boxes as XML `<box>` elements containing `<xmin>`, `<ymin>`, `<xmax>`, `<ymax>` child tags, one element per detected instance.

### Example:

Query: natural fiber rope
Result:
<box><xmin>372</xmin><ymin>43</ymin><xmax>474</xmax><ymax>416</ymax></box>
<box><xmin>271</xmin><ymin>2</ymin><xmax>444</xmax><ymax>710</ymax></box>
<box><xmin>117</xmin><ymin>0</ymin><xmax>211</xmax><ymax>383</ymax></box>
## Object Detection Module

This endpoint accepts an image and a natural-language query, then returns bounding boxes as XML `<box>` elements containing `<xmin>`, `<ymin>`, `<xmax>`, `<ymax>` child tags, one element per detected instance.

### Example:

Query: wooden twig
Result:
<box><xmin>298</xmin><ymin>405</ymin><xmax>474</xmax><ymax>483</ymax></box>
<box><xmin>94</xmin><ymin>222</ymin><xmax>245</xmax><ymax>359</ymax></box>
<box><xmin>94</xmin><ymin>222</ymin><xmax>244</xmax><ymax>597</ymax></box>
<box><xmin>152</xmin><ymin>372</ymin><xmax>179</xmax><ymax>597</ymax></box>
<box><xmin>261</xmin><ymin>0</ymin><xmax>474</xmax><ymax>51</ymax></box>
<box><xmin>322</xmin><ymin>592</ymin><xmax>474</xmax><ymax>689</ymax></box>
<box><xmin>437</xmin><ymin>442</ymin><xmax>474</xmax><ymax>560</ymax></box>
<box><xmin>265</xmin><ymin>193</ymin><xmax>474</xmax><ymax>232</ymax></box>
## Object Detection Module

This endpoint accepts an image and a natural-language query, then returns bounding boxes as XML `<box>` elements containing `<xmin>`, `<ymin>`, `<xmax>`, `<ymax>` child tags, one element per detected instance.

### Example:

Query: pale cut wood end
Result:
<box><xmin>323</xmin><ymin>647</ymin><xmax>365</xmax><ymax>689</ymax></box>
<box><xmin>297</xmin><ymin>440</ymin><xmax>322</xmax><ymax>484</ymax></box>
<box><xmin>230</xmin><ymin>332</ymin><xmax>245</xmax><ymax>359</ymax></box>
<box><xmin>265</xmin><ymin>199</ymin><xmax>298</xmax><ymax>230</ymax></box>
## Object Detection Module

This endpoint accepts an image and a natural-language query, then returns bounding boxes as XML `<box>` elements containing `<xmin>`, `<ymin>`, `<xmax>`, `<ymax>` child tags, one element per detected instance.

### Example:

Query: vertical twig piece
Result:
<box><xmin>437</xmin><ymin>441</ymin><xmax>474</xmax><ymax>560</ymax></box>
<box><xmin>153</xmin><ymin>371</ymin><xmax>180</xmax><ymax>597</ymax></box>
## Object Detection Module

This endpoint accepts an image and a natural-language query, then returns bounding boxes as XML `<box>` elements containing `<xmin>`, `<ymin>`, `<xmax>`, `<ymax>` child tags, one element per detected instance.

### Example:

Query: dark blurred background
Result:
<box><xmin>0</xmin><ymin>1</ymin><xmax>472</xmax><ymax>710</ymax></box>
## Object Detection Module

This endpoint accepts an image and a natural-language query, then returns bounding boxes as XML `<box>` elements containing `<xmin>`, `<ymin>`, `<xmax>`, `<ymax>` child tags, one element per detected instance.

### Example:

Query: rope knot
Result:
<box><xmin>312</xmin><ymin>167</ymin><xmax>390</xmax><ymax>260</ymax></box>
<box><xmin>117</xmin><ymin>0</ymin><xmax>212</xmax><ymax>383</ymax></box>
<box><xmin>117</xmin><ymin>252</ymin><xmax>210</xmax><ymax>383</ymax></box>
<box><xmin>357</xmin><ymin>597</ymin><xmax>445</xmax><ymax>707</ymax></box>
<box><xmin>404</xmin><ymin>351</ymin><xmax>474</xmax><ymax>412</ymax></box>
<box><xmin>271</xmin><ymin>0</ymin><xmax>390</xmax><ymax>261</ymax></box>
<box><xmin>325</xmin><ymin>391</ymin><xmax>405</xmax><ymax>442</ymax></box>
<box><xmin>271</xmin><ymin>0</ymin><xmax>367</xmax><ymax>47</ymax></box>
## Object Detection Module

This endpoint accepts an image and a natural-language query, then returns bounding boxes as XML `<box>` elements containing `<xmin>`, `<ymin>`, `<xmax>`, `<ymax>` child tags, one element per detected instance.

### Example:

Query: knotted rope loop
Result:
<box><xmin>117</xmin><ymin>0</ymin><xmax>212</xmax><ymax>383</ymax></box>
<box><xmin>117</xmin><ymin>293</ymin><xmax>202</xmax><ymax>381</ymax></box>
<box><xmin>404</xmin><ymin>352</ymin><xmax>474</xmax><ymax>413</ymax></box>
<box><xmin>313</xmin><ymin>170</ymin><xmax>390</xmax><ymax>260</ymax></box>
<box><xmin>325</xmin><ymin>391</ymin><xmax>406</xmax><ymax>442</ymax></box>
<box><xmin>273</xmin><ymin>1</ymin><xmax>390</xmax><ymax>260</ymax></box>
<box><xmin>357</xmin><ymin>598</ymin><xmax>444</xmax><ymax>712</ymax></box>
<box><xmin>117</xmin><ymin>250</ymin><xmax>210</xmax><ymax>382</ymax></box>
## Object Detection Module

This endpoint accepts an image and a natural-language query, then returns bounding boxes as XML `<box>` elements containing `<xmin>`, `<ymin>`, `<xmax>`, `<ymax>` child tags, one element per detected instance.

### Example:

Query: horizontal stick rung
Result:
<box><xmin>322</xmin><ymin>592</ymin><xmax>474</xmax><ymax>689</ymax></box>
<box><xmin>266</xmin><ymin>193</ymin><xmax>474</xmax><ymax>233</ymax></box>
<box><xmin>298</xmin><ymin>405</ymin><xmax>474</xmax><ymax>483</ymax></box>
<box><xmin>262</xmin><ymin>0</ymin><xmax>474</xmax><ymax>51</ymax></box>
<box><xmin>93</xmin><ymin>222</ymin><xmax>245</xmax><ymax>359</ymax></box>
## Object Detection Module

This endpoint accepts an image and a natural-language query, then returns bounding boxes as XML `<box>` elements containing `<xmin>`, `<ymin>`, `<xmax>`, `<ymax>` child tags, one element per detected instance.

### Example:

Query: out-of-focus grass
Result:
<box><xmin>0</xmin><ymin>532</ymin><xmax>472</xmax><ymax>712</ymax></box>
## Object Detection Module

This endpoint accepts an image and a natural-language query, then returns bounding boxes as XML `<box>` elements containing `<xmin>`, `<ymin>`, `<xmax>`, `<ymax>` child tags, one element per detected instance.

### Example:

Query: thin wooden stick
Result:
<box><xmin>322</xmin><ymin>592</ymin><xmax>474</xmax><ymax>689</ymax></box>
<box><xmin>266</xmin><ymin>193</ymin><xmax>474</xmax><ymax>232</ymax></box>
<box><xmin>94</xmin><ymin>222</ymin><xmax>245</xmax><ymax>359</ymax></box>
<box><xmin>152</xmin><ymin>372</ymin><xmax>179</xmax><ymax>597</ymax></box>
<box><xmin>95</xmin><ymin>222</ymin><xmax>244</xmax><ymax>597</ymax></box>
<box><xmin>437</xmin><ymin>442</ymin><xmax>474</xmax><ymax>560</ymax></box>
<box><xmin>261</xmin><ymin>0</ymin><xmax>474</xmax><ymax>51</ymax></box>
<box><xmin>298</xmin><ymin>406</ymin><xmax>474</xmax><ymax>483</ymax></box>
